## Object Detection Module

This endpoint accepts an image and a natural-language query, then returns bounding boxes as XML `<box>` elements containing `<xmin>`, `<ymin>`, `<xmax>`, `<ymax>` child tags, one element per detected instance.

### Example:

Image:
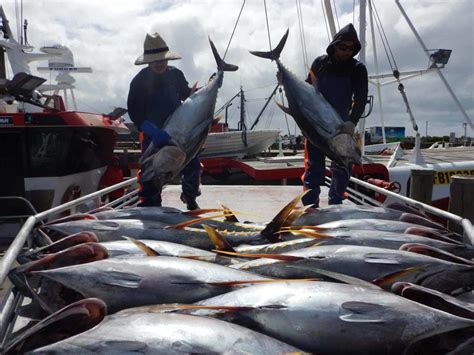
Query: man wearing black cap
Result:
<box><xmin>301</xmin><ymin>23</ymin><xmax>368</xmax><ymax>207</ymax></box>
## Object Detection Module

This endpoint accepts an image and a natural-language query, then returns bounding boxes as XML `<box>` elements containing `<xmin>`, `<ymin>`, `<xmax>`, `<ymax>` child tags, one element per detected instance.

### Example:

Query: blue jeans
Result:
<box><xmin>302</xmin><ymin>140</ymin><xmax>351</xmax><ymax>207</ymax></box>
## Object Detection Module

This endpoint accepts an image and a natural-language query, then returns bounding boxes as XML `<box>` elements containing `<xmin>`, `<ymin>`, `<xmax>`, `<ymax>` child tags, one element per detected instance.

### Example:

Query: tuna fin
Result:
<box><xmin>214</xmin><ymin>250</ymin><xmax>304</xmax><ymax>262</ymax></box>
<box><xmin>176</xmin><ymin>305</ymin><xmax>255</xmax><ymax>312</ymax></box>
<box><xmin>208</xmin><ymin>279</ymin><xmax>319</xmax><ymax>287</ymax></box>
<box><xmin>400</xmin><ymin>243</ymin><xmax>474</xmax><ymax>265</ymax></box>
<box><xmin>274</xmin><ymin>98</ymin><xmax>293</xmax><ymax>115</ymax></box>
<box><xmin>308</xmin><ymin>69</ymin><xmax>318</xmax><ymax>88</ymax></box>
<box><xmin>280</xmin><ymin>207</ymin><xmax>305</xmax><ymax>228</ymax></box>
<box><xmin>190</xmin><ymin>81</ymin><xmax>199</xmax><ymax>95</ymax></box>
<box><xmin>259</xmin><ymin>190</ymin><xmax>308</xmax><ymax>243</ymax></box>
<box><xmin>392</xmin><ymin>282</ymin><xmax>474</xmax><ymax>320</ymax></box>
<box><xmin>249</xmin><ymin>28</ymin><xmax>289</xmax><ymax>60</ymax></box>
<box><xmin>202</xmin><ymin>225</ymin><xmax>236</xmax><ymax>252</ymax></box>
<box><xmin>339</xmin><ymin>301</ymin><xmax>388</xmax><ymax>323</ymax></box>
<box><xmin>167</xmin><ymin>213</ymin><xmax>234</xmax><ymax>229</ymax></box>
<box><xmin>209</xmin><ymin>37</ymin><xmax>239</xmax><ymax>72</ymax></box>
<box><xmin>371</xmin><ymin>265</ymin><xmax>426</xmax><ymax>287</ymax></box>
<box><xmin>100</xmin><ymin>271</ymin><xmax>143</xmax><ymax>288</ymax></box>
<box><xmin>123</xmin><ymin>236</ymin><xmax>160</xmax><ymax>256</ymax></box>
<box><xmin>183</xmin><ymin>208</ymin><xmax>224</xmax><ymax>216</ymax></box>
<box><xmin>281</xmin><ymin>225</ymin><xmax>330</xmax><ymax>232</ymax></box>
<box><xmin>278</xmin><ymin>228</ymin><xmax>332</xmax><ymax>239</ymax></box>
<box><xmin>219</xmin><ymin>202</ymin><xmax>240</xmax><ymax>223</ymax></box>
<box><xmin>284</xmin><ymin>267</ymin><xmax>380</xmax><ymax>289</ymax></box>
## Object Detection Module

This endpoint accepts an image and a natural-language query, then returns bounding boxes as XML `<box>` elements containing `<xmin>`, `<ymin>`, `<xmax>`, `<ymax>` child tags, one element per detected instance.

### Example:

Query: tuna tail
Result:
<box><xmin>209</xmin><ymin>37</ymin><xmax>239</xmax><ymax>72</ymax></box>
<box><xmin>249</xmin><ymin>28</ymin><xmax>289</xmax><ymax>60</ymax></box>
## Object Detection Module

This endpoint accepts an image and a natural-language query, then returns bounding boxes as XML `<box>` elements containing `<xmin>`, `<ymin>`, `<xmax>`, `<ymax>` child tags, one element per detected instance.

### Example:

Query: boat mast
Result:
<box><xmin>250</xmin><ymin>84</ymin><xmax>279</xmax><ymax>130</ymax></box>
<box><xmin>323</xmin><ymin>0</ymin><xmax>336</xmax><ymax>38</ymax></box>
<box><xmin>368</xmin><ymin>0</ymin><xmax>386</xmax><ymax>144</ymax></box>
<box><xmin>238</xmin><ymin>86</ymin><xmax>247</xmax><ymax>146</ymax></box>
<box><xmin>358</xmin><ymin>0</ymin><xmax>367</xmax><ymax>155</ymax></box>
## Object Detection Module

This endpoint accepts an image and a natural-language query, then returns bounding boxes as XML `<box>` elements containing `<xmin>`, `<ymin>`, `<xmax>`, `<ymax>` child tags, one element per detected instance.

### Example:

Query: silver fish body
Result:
<box><xmin>140</xmin><ymin>39</ymin><xmax>238</xmax><ymax>185</ymax></box>
<box><xmin>44</xmin><ymin>219</ymin><xmax>271</xmax><ymax>249</ymax></box>
<box><xmin>99</xmin><ymin>239</ymin><xmax>216</xmax><ymax>258</ymax></box>
<box><xmin>232</xmin><ymin>244</ymin><xmax>473</xmax><ymax>292</ymax></box>
<box><xmin>191</xmin><ymin>281</ymin><xmax>474</xmax><ymax>354</ymax></box>
<box><xmin>250</xmin><ymin>29</ymin><xmax>361</xmax><ymax>170</ymax></box>
<box><xmin>31</xmin><ymin>312</ymin><xmax>301</xmax><ymax>354</ymax></box>
<box><xmin>35</xmin><ymin>256</ymin><xmax>269</xmax><ymax>313</ymax></box>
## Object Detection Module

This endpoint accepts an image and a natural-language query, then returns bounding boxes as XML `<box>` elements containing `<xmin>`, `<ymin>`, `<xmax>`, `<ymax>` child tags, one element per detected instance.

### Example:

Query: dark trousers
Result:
<box><xmin>301</xmin><ymin>140</ymin><xmax>351</xmax><ymax>207</ymax></box>
<box><xmin>138</xmin><ymin>136</ymin><xmax>201</xmax><ymax>207</ymax></box>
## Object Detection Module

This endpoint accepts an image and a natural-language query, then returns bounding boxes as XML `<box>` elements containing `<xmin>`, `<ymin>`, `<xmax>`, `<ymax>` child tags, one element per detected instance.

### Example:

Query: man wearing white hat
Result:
<box><xmin>128</xmin><ymin>32</ymin><xmax>201</xmax><ymax>209</ymax></box>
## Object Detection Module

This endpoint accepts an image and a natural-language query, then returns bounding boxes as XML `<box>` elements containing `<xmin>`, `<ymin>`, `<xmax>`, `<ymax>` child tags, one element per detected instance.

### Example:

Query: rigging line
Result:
<box><xmin>332</xmin><ymin>0</ymin><xmax>340</xmax><ymax>31</ymax></box>
<box><xmin>372</xmin><ymin>3</ymin><xmax>394</xmax><ymax>71</ymax></box>
<box><xmin>296</xmin><ymin>0</ymin><xmax>307</xmax><ymax>73</ymax></box>
<box><xmin>223</xmin><ymin>0</ymin><xmax>246</xmax><ymax>60</ymax></box>
<box><xmin>263</xmin><ymin>0</ymin><xmax>273</xmax><ymax>51</ymax></box>
<box><xmin>372</xmin><ymin>1</ymin><xmax>399</xmax><ymax>70</ymax></box>
<box><xmin>320</xmin><ymin>0</ymin><xmax>331</xmax><ymax>43</ymax></box>
<box><xmin>296</xmin><ymin>0</ymin><xmax>309</xmax><ymax>72</ymax></box>
<box><xmin>15</xmin><ymin>0</ymin><xmax>20</xmax><ymax>43</ymax></box>
<box><xmin>352</xmin><ymin>0</ymin><xmax>355</xmax><ymax>26</ymax></box>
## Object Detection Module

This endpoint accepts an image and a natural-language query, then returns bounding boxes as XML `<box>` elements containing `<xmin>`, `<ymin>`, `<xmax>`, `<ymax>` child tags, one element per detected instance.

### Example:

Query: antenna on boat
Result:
<box><xmin>37</xmin><ymin>45</ymin><xmax>92</xmax><ymax>111</ymax></box>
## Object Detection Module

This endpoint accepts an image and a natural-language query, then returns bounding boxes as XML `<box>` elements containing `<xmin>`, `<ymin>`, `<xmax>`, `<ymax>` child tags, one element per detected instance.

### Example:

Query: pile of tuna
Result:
<box><xmin>6</xmin><ymin>194</ymin><xmax>474</xmax><ymax>354</ymax></box>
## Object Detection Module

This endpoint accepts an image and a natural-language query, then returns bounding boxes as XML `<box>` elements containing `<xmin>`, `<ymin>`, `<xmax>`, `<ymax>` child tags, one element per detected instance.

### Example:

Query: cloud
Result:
<box><xmin>2</xmin><ymin>0</ymin><xmax>472</xmax><ymax>137</ymax></box>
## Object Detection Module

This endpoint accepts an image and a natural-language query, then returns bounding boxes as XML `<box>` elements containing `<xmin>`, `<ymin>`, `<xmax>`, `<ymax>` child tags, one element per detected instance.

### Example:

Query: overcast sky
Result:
<box><xmin>2</xmin><ymin>0</ymin><xmax>473</xmax><ymax>137</ymax></box>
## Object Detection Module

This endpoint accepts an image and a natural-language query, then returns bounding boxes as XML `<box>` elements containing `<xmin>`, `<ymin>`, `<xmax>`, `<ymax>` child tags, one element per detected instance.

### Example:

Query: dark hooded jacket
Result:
<box><xmin>307</xmin><ymin>23</ymin><xmax>368</xmax><ymax>124</ymax></box>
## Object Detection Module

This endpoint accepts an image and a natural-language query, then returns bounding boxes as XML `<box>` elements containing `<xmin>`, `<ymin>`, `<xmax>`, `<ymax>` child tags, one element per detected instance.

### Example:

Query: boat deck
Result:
<box><xmin>162</xmin><ymin>185</ymin><xmax>351</xmax><ymax>223</ymax></box>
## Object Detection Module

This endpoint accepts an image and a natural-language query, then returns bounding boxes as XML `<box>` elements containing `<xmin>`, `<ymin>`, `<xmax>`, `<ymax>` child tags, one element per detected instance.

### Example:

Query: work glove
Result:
<box><xmin>141</xmin><ymin>120</ymin><xmax>171</xmax><ymax>148</ymax></box>
<box><xmin>339</xmin><ymin>121</ymin><xmax>356</xmax><ymax>135</ymax></box>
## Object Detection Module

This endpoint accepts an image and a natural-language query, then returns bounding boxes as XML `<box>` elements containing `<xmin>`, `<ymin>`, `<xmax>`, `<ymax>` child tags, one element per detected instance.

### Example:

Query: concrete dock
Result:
<box><xmin>162</xmin><ymin>184</ymin><xmax>349</xmax><ymax>223</ymax></box>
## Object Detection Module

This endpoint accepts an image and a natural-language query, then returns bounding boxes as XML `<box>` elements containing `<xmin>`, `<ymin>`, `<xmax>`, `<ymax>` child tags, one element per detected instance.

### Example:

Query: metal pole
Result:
<box><xmin>368</xmin><ymin>0</ymin><xmax>386</xmax><ymax>144</ymax></box>
<box><xmin>395</xmin><ymin>0</ymin><xmax>473</xmax><ymax>129</ymax></box>
<box><xmin>323</xmin><ymin>0</ymin><xmax>337</xmax><ymax>38</ymax></box>
<box><xmin>357</xmin><ymin>0</ymin><xmax>367</xmax><ymax>155</ymax></box>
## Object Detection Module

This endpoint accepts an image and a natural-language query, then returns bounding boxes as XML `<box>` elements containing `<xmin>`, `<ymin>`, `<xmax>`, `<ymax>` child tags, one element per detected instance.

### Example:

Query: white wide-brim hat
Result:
<box><xmin>134</xmin><ymin>32</ymin><xmax>182</xmax><ymax>65</ymax></box>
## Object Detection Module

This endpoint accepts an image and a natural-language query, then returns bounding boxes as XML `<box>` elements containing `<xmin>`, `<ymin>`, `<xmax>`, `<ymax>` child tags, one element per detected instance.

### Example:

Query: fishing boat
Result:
<box><xmin>0</xmin><ymin>5</ymin><xmax>128</xmax><ymax>239</ymax></box>
<box><xmin>200</xmin><ymin>86</ymin><xmax>281</xmax><ymax>159</ymax></box>
<box><xmin>202</xmin><ymin>124</ymin><xmax>280</xmax><ymax>159</ymax></box>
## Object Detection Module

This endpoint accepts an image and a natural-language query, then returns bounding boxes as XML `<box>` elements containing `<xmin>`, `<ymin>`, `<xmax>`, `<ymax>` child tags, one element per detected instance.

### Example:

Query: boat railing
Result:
<box><xmin>0</xmin><ymin>177</ymin><xmax>138</xmax><ymax>350</ymax></box>
<box><xmin>345</xmin><ymin>175</ymin><xmax>474</xmax><ymax>245</ymax></box>
<box><xmin>1</xmin><ymin>175</ymin><xmax>473</xmax><ymax>350</ymax></box>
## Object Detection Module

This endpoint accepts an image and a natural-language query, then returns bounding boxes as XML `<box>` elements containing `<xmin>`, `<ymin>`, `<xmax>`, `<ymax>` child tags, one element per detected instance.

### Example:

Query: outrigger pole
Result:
<box><xmin>395</xmin><ymin>0</ymin><xmax>473</xmax><ymax>129</ymax></box>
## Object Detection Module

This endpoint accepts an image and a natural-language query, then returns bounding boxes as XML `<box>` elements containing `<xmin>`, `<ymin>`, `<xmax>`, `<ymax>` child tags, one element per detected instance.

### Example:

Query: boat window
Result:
<box><xmin>27</xmin><ymin>128</ymin><xmax>73</xmax><ymax>176</ymax></box>
<box><xmin>25</xmin><ymin>113</ymin><xmax>65</xmax><ymax>125</ymax></box>
<box><xmin>26</xmin><ymin>127</ymin><xmax>111</xmax><ymax>177</ymax></box>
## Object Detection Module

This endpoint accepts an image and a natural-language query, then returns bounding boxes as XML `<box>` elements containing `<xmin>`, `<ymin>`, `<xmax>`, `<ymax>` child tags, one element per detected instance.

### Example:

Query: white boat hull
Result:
<box><xmin>200</xmin><ymin>129</ymin><xmax>280</xmax><ymax>159</ymax></box>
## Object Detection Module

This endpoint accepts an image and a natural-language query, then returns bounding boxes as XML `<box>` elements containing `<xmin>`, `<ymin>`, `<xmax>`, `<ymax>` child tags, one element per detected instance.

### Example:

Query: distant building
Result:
<box><xmin>366</xmin><ymin>126</ymin><xmax>405</xmax><ymax>144</ymax></box>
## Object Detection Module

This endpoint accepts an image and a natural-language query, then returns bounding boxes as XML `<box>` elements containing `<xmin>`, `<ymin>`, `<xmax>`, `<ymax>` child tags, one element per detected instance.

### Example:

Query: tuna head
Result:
<box><xmin>139</xmin><ymin>145</ymin><xmax>186</xmax><ymax>186</ymax></box>
<box><xmin>327</xmin><ymin>133</ymin><xmax>362</xmax><ymax>170</ymax></box>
